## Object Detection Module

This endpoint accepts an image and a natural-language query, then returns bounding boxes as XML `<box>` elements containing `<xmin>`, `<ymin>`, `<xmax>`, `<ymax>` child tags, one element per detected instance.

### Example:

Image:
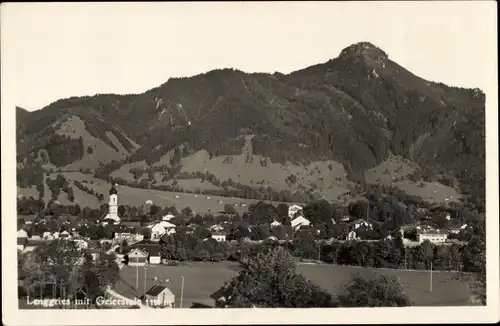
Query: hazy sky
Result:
<box><xmin>1</xmin><ymin>1</ymin><xmax>497</xmax><ymax>111</ymax></box>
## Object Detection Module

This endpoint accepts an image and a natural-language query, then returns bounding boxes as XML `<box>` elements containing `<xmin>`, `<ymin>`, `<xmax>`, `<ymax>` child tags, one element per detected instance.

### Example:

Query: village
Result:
<box><xmin>16</xmin><ymin>182</ymin><xmax>476</xmax><ymax>308</ymax></box>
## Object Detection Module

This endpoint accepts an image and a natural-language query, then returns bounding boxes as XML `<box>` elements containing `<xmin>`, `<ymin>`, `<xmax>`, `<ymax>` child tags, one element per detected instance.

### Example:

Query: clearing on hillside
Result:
<box><xmin>41</xmin><ymin>172</ymin><xmax>297</xmax><ymax>213</ymax></box>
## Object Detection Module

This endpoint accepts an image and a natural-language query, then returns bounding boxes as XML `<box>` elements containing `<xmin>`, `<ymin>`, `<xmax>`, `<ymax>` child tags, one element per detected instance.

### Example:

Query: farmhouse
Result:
<box><xmin>144</xmin><ymin>284</ymin><xmax>175</xmax><ymax>308</ymax></box>
<box><xmin>416</xmin><ymin>229</ymin><xmax>448</xmax><ymax>244</ymax></box>
<box><xmin>449</xmin><ymin>224</ymin><xmax>469</xmax><ymax>235</ymax></box>
<box><xmin>348</xmin><ymin>219</ymin><xmax>373</xmax><ymax>230</ymax></box>
<box><xmin>211</xmin><ymin>231</ymin><xmax>227</xmax><ymax>242</ymax></box>
<box><xmin>162</xmin><ymin>214</ymin><xmax>175</xmax><ymax>221</ymax></box>
<box><xmin>149</xmin><ymin>246</ymin><xmax>162</xmax><ymax>265</ymax></box>
<box><xmin>149</xmin><ymin>221</ymin><xmax>176</xmax><ymax>240</ymax></box>
<box><xmin>114</xmin><ymin>232</ymin><xmax>144</xmax><ymax>244</ymax></box>
<box><xmin>209</xmin><ymin>224</ymin><xmax>224</xmax><ymax>232</ymax></box>
<box><xmin>128</xmin><ymin>248</ymin><xmax>148</xmax><ymax>266</ymax></box>
<box><xmin>346</xmin><ymin>230</ymin><xmax>357</xmax><ymax>241</ymax></box>
<box><xmin>73</xmin><ymin>238</ymin><xmax>89</xmax><ymax>250</ymax></box>
<box><xmin>210</xmin><ymin>285</ymin><xmax>231</xmax><ymax>307</ymax></box>
<box><xmin>288</xmin><ymin>204</ymin><xmax>303</xmax><ymax>219</ymax></box>
<box><xmin>291</xmin><ymin>215</ymin><xmax>311</xmax><ymax>231</ymax></box>
<box><xmin>17</xmin><ymin>229</ymin><xmax>28</xmax><ymax>239</ymax></box>
<box><xmin>270</xmin><ymin>220</ymin><xmax>282</xmax><ymax>227</ymax></box>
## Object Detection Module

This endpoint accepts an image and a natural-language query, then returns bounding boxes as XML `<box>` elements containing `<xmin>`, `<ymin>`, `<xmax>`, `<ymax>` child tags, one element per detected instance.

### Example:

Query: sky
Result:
<box><xmin>1</xmin><ymin>1</ymin><xmax>497</xmax><ymax>111</ymax></box>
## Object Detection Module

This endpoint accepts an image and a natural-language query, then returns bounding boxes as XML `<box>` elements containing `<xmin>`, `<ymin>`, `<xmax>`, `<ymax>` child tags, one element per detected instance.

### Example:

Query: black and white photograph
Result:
<box><xmin>1</xmin><ymin>1</ymin><xmax>498</xmax><ymax>325</ymax></box>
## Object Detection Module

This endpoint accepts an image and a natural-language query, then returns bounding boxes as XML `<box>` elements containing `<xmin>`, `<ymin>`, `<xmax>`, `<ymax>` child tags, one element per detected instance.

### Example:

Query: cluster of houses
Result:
<box><xmin>17</xmin><ymin>184</ymin><xmax>470</xmax><ymax>259</ymax></box>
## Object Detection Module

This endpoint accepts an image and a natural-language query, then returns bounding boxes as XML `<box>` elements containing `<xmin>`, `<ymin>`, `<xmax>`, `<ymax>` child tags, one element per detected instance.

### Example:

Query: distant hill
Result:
<box><xmin>16</xmin><ymin>42</ymin><xmax>485</xmax><ymax>207</ymax></box>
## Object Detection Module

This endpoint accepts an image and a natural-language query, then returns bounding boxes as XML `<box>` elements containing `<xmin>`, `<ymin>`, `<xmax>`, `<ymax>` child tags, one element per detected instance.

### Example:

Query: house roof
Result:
<box><xmin>128</xmin><ymin>248</ymin><xmax>149</xmax><ymax>256</ymax></box>
<box><xmin>122</xmin><ymin>221</ymin><xmax>141</xmax><ymax>228</ymax></box>
<box><xmin>17</xmin><ymin>229</ymin><xmax>28</xmax><ymax>238</ymax></box>
<box><xmin>417</xmin><ymin>229</ymin><xmax>448</xmax><ymax>235</ymax></box>
<box><xmin>212</xmin><ymin>231</ymin><xmax>227</xmax><ymax>236</ymax></box>
<box><xmin>158</xmin><ymin>221</ymin><xmax>176</xmax><ymax>228</ymax></box>
<box><xmin>145</xmin><ymin>284</ymin><xmax>174</xmax><ymax>297</ymax></box>
<box><xmin>148</xmin><ymin>247</ymin><xmax>161</xmax><ymax>257</ymax></box>
<box><xmin>209</xmin><ymin>286</ymin><xmax>228</xmax><ymax>300</ymax></box>
<box><xmin>349</xmin><ymin>219</ymin><xmax>372</xmax><ymax>225</ymax></box>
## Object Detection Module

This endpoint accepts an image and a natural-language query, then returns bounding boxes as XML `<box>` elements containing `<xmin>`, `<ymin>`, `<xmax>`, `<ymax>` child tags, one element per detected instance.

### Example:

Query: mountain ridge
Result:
<box><xmin>16</xmin><ymin>42</ymin><xmax>485</xmax><ymax>208</ymax></box>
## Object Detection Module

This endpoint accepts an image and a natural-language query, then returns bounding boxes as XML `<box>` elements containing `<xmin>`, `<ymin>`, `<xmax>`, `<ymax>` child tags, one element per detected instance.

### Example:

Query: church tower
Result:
<box><xmin>104</xmin><ymin>183</ymin><xmax>121</xmax><ymax>223</ymax></box>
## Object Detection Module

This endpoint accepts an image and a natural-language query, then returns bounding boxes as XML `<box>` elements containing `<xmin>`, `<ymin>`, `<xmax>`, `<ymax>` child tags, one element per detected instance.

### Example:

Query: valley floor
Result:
<box><xmin>114</xmin><ymin>261</ymin><xmax>472</xmax><ymax>308</ymax></box>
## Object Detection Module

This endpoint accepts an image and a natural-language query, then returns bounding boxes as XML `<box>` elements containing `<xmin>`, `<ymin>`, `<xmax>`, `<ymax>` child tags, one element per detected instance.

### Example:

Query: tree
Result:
<box><xmin>149</xmin><ymin>204</ymin><xmax>160</xmax><ymax>218</ymax></box>
<box><xmin>214</xmin><ymin>247</ymin><xmax>339</xmax><ymax>308</ymax></box>
<box><xmin>181</xmin><ymin>206</ymin><xmax>193</xmax><ymax>218</ymax></box>
<box><xmin>417</xmin><ymin>240</ymin><xmax>434</xmax><ymax>269</ymax></box>
<box><xmin>67</xmin><ymin>187</ymin><xmax>75</xmax><ymax>202</ymax></box>
<box><xmin>461</xmin><ymin>225</ymin><xmax>486</xmax><ymax>304</ymax></box>
<box><xmin>118</xmin><ymin>205</ymin><xmax>127</xmax><ymax>217</ymax></box>
<box><xmin>223</xmin><ymin>204</ymin><xmax>237</xmax><ymax>215</ymax></box>
<box><xmin>140</xmin><ymin>228</ymin><xmax>152</xmax><ymax>240</ymax></box>
<box><xmin>18</xmin><ymin>218</ymin><xmax>26</xmax><ymax>228</ymax></box>
<box><xmin>338</xmin><ymin>273</ymin><xmax>411</xmax><ymax>307</ymax></box>
<box><xmin>303</xmin><ymin>199</ymin><xmax>333</xmax><ymax>224</ymax></box>
<box><xmin>276</xmin><ymin>203</ymin><xmax>289</xmax><ymax>221</ymax></box>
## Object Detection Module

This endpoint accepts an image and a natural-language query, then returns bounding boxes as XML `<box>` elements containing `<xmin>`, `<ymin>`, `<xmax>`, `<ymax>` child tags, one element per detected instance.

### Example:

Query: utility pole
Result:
<box><xmin>404</xmin><ymin>248</ymin><xmax>407</xmax><ymax>270</ymax></box>
<box><xmin>318</xmin><ymin>244</ymin><xmax>321</xmax><ymax>261</ymax></box>
<box><xmin>180</xmin><ymin>276</ymin><xmax>185</xmax><ymax>309</ymax></box>
<box><xmin>144</xmin><ymin>266</ymin><xmax>147</xmax><ymax>293</ymax></box>
<box><xmin>136</xmin><ymin>263</ymin><xmax>139</xmax><ymax>290</ymax></box>
<box><xmin>430</xmin><ymin>261</ymin><xmax>433</xmax><ymax>292</ymax></box>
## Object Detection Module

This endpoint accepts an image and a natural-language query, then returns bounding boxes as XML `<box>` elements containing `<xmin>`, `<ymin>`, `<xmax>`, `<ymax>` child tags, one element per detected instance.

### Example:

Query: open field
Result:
<box><xmin>364</xmin><ymin>155</ymin><xmax>461</xmax><ymax>204</ymax></box>
<box><xmin>115</xmin><ymin>261</ymin><xmax>472</xmax><ymax>308</ymax></box>
<box><xmin>31</xmin><ymin>172</ymin><xmax>298</xmax><ymax>213</ymax></box>
<box><xmin>106</xmin><ymin>135</ymin><xmax>354</xmax><ymax>202</ymax></box>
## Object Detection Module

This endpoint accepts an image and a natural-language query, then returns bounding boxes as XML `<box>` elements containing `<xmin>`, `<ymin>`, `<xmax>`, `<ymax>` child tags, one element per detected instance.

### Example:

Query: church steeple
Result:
<box><xmin>109</xmin><ymin>183</ymin><xmax>118</xmax><ymax>195</ymax></box>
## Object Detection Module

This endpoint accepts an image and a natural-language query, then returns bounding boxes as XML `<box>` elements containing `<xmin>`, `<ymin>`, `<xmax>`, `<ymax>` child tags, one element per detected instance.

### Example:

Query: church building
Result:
<box><xmin>103</xmin><ymin>184</ymin><xmax>121</xmax><ymax>224</ymax></box>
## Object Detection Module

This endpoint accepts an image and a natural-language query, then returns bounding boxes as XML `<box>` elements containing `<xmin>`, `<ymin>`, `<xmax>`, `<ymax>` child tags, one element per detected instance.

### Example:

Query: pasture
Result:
<box><xmin>115</xmin><ymin>261</ymin><xmax>472</xmax><ymax>308</ymax></box>
<box><xmin>35</xmin><ymin>172</ymin><xmax>297</xmax><ymax>214</ymax></box>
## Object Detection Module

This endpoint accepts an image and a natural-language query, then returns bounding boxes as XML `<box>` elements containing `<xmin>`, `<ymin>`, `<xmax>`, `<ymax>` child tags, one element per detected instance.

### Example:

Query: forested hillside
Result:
<box><xmin>16</xmin><ymin>42</ymin><xmax>485</xmax><ymax>209</ymax></box>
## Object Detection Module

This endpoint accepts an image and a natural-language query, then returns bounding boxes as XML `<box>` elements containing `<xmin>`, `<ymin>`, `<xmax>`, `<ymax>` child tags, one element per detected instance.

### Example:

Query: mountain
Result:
<box><xmin>16</xmin><ymin>42</ymin><xmax>485</xmax><ymax>207</ymax></box>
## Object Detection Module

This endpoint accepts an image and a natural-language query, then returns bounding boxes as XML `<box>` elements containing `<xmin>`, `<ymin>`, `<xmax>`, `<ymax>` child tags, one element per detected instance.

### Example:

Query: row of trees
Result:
<box><xmin>18</xmin><ymin>239</ymin><xmax>120</xmax><ymax>306</ymax></box>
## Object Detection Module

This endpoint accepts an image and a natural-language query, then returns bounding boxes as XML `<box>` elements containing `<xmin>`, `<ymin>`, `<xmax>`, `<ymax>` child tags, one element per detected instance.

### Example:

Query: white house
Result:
<box><xmin>149</xmin><ymin>221</ymin><xmax>177</xmax><ymax>241</ymax></box>
<box><xmin>270</xmin><ymin>220</ymin><xmax>282</xmax><ymax>227</ymax></box>
<box><xmin>128</xmin><ymin>248</ymin><xmax>148</xmax><ymax>266</ymax></box>
<box><xmin>144</xmin><ymin>284</ymin><xmax>175</xmax><ymax>308</ymax></box>
<box><xmin>346</xmin><ymin>230</ymin><xmax>357</xmax><ymax>241</ymax></box>
<box><xmin>340</xmin><ymin>215</ymin><xmax>351</xmax><ymax>222</ymax></box>
<box><xmin>288</xmin><ymin>205</ymin><xmax>303</xmax><ymax>219</ymax></box>
<box><xmin>162</xmin><ymin>214</ymin><xmax>175</xmax><ymax>221</ymax></box>
<box><xmin>73</xmin><ymin>239</ymin><xmax>89</xmax><ymax>250</ymax></box>
<box><xmin>103</xmin><ymin>184</ymin><xmax>121</xmax><ymax>224</ymax></box>
<box><xmin>291</xmin><ymin>216</ymin><xmax>311</xmax><ymax>231</ymax></box>
<box><xmin>17</xmin><ymin>229</ymin><xmax>28</xmax><ymax>239</ymax></box>
<box><xmin>211</xmin><ymin>232</ymin><xmax>227</xmax><ymax>242</ymax></box>
<box><xmin>59</xmin><ymin>230</ymin><xmax>72</xmax><ymax>239</ymax></box>
<box><xmin>349</xmin><ymin>219</ymin><xmax>373</xmax><ymax>230</ymax></box>
<box><xmin>209</xmin><ymin>224</ymin><xmax>224</xmax><ymax>232</ymax></box>
<box><xmin>416</xmin><ymin>229</ymin><xmax>448</xmax><ymax>244</ymax></box>
<box><xmin>149</xmin><ymin>247</ymin><xmax>162</xmax><ymax>265</ymax></box>
<box><xmin>114</xmin><ymin>232</ymin><xmax>144</xmax><ymax>244</ymax></box>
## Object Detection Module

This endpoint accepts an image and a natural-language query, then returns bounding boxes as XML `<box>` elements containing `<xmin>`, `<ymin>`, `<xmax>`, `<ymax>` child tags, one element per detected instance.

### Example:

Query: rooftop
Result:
<box><xmin>145</xmin><ymin>284</ymin><xmax>174</xmax><ymax>297</ymax></box>
<box><xmin>417</xmin><ymin>229</ymin><xmax>449</xmax><ymax>235</ymax></box>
